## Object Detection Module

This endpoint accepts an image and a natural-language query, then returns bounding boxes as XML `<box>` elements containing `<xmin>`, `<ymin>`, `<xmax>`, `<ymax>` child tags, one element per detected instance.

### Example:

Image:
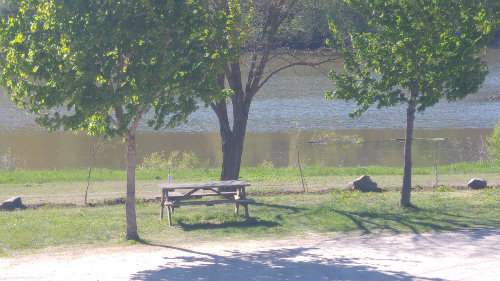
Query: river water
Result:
<box><xmin>0</xmin><ymin>50</ymin><xmax>499</xmax><ymax>169</ymax></box>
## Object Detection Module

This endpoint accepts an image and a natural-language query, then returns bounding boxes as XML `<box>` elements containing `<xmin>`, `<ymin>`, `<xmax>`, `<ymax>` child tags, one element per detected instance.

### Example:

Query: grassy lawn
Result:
<box><xmin>0</xmin><ymin>161</ymin><xmax>498</xmax><ymax>185</ymax></box>
<box><xmin>0</xmin><ymin>162</ymin><xmax>498</xmax><ymax>257</ymax></box>
<box><xmin>1</xmin><ymin>187</ymin><xmax>499</xmax><ymax>257</ymax></box>
<box><xmin>0</xmin><ymin>162</ymin><xmax>498</xmax><ymax>206</ymax></box>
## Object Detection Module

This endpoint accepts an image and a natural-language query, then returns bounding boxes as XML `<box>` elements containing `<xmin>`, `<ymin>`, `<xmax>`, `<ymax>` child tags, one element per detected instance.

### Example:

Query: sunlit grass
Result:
<box><xmin>1</xmin><ymin>188</ymin><xmax>498</xmax><ymax>256</ymax></box>
<box><xmin>0</xmin><ymin>161</ymin><xmax>497</xmax><ymax>185</ymax></box>
<box><xmin>0</xmin><ymin>162</ymin><xmax>497</xmax><ymax>256</ymax></box>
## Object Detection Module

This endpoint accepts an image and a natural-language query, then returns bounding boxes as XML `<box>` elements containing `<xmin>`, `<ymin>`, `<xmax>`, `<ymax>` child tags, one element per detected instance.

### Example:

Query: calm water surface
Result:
<box><xmin>0</xmin><ymin>50</ymin><xmax>498</xmax><ymax>169</ymax></box>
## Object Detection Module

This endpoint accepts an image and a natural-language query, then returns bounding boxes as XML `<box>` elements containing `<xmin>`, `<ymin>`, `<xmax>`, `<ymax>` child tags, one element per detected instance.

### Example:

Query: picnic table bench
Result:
<box><xmin>159</xmin><ymin>180</ymin><xmax>254</xmax><ymax>226</ymax></box>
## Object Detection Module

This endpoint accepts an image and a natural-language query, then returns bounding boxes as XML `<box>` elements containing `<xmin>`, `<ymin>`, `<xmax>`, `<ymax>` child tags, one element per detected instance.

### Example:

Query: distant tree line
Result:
<box><xmin>243</xmin><ymin>0</ymin><xmax>367</xmax><ymax>50</ymax></box>
<box><xmin>245</xmin><ymin>0</ymin><xmax>500</xmax><ymax>50</ymax></box>
<box><xmin>1</xmin><ymin>1</ymin><xmax>498</xmax><ymax>50</ymax></box>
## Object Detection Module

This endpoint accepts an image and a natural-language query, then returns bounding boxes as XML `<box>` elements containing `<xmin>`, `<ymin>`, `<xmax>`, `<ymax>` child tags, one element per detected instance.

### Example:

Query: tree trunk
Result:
<box><xmin>212</xmin><ymin>2</ymin><xmax>284</xmax><ymax>182</ymax></box>
<box><xmin>401</xmin><ymin>100</ymin><xmax>416</xmax><ymax>207</ymax></box>
<box><xmin>212</xmin><ymin>70</ymin><xmax>250</xmax><ymax>182</ymax></box>
<box><xmin>220</xmin><ymin>130</ymin><xmax>246</xmax><ymax>180</ymax></box>
<box><xmin>125</xmin><ymin>132</ymin><xmax>140</xmax><ymax>240</ymax></box>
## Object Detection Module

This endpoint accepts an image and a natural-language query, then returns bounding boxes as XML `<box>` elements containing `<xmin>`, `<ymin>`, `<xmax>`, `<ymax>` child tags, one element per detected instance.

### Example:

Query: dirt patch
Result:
<box><xmin>248</xmin><ymin>188</ymin><xmax>335</xmax><ymax>196</ymax></box>
<box><xmin>250</xmin><ymin>185</ymin><xmax>498</xmax><ymax>196</ymax></box>
<box><xmin>25</xmin><ymin>198</ymin><xmax>159</xmax><ymax>209</ymax></box>
<box><xmin>411</xmin><ymin>185</ymin><xmax>499</xmax><ymax>191</ymax></box>
<box><xmin>86</xmin><ymin>197</ymin><xmax>158</xmax><ymax>207</ymax></box>
<box><xmin>20</xmin><ymin>185</ymin><xmax>498</xmax><ymax>209</ymax></box>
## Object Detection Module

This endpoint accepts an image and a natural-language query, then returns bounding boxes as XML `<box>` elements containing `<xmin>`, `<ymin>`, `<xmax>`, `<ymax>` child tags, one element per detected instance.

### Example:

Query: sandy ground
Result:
<box><xmin>1</xmin><ymin>229</ymin><xmax>499</xmax><ymax>281</ymax></box>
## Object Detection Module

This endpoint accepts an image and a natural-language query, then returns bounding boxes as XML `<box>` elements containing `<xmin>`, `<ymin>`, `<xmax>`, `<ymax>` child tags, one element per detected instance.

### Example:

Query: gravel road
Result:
<box><xmin>1</xmin><ymin>229</ymin><xmax>499</xmax><ymax>281</ymax></box>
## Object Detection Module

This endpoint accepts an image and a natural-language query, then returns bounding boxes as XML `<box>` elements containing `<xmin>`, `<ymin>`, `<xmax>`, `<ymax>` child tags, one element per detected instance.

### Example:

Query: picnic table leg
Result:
<box><xmin>240</xmin><ymin>186</ymin><xmax>249</xmax><ymax>219</ymax></box>
<box><xmin>235</xmin><ymin>186</ymin><xmax>242</xmax><ymax>214</ymax></box>
<box><xmin>244</xmin><ymin>203</ymin><xmax>249</xmax><ymax>219</ymax></box>
<box><xmin>167</xmin><ymin>206</ymin><xmax>173</xmax><ymax>226</ymax></box>
<box><xmin>160</xmin><ymin>190</ymin><xmax>166</xmax><ymax>219</ymax></box>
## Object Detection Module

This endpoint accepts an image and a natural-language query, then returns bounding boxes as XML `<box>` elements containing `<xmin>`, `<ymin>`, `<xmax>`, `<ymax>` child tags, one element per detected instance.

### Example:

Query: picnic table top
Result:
<box><xmin>158</xmin><ymin>180</ymin><xmax>250</xmax><ymax>190</ymax></box>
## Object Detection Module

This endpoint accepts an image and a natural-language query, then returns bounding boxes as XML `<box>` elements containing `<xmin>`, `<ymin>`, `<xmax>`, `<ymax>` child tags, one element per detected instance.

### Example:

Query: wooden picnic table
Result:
<box><xmin>159</xmin><ymin>180</ymin><xmax>254</xmax><ymax>226</ymax></box>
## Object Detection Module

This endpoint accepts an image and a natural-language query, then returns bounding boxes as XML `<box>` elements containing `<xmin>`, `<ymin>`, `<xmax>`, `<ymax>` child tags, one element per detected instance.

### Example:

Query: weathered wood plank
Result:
<box><xmin>159</xmin><ymin>180</ymin><xmax>250</xmax><ymax>190</ymax></box>
<box><xmin>167</xmin><ymin>206</ymin><xmax>172</xmax><ymax>226</ymax></box>
<box><xmin>167</xmin><ymin>191</ymin><xmax>237</xmax><ymax>198</ymax></box>
<box><xmin>165</xmin><ymin>199</ymin><xmax>255</xmax><ymax>207</ymax></box>
<box><xmin>159</xmin><ymin>180</ymin><xmax>252</xmax><ymax>225</ymax></box>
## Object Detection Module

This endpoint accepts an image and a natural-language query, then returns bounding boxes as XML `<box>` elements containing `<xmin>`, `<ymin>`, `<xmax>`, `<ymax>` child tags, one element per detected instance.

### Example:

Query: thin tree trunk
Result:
<box><xmin>401</xmin><ymin>100</ymin><xmax>416</xmax><ymax>207</ymax></box>
<box><xmin>434</xmin><ymin>151</ymin><xmax>439</xmax><ymax>187</ymax></box>
<box><xmin>85</xmin><ymin>158</ymin><xmax>94</xmax><ymax>206</ymax></box>
<box><xmin>85</xmin><ymin>136</ymin><xmax>105</xmax><ymax>206</ymax></box>
<box><xmin>125</xmin><ymin>133</ymin><xmax>139</xmax><ymax>240</ymax></box>
<box><xmin>297</xmin><ymin>148</ymin><xmax>307</xmax><ymax>193</ymax></box>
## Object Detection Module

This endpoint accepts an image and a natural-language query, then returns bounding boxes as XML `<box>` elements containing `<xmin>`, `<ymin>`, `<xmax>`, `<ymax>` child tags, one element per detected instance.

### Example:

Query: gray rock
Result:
<box><xmin>468</xmin><ymin>178</ymin><xmax>487</xmax><ymax>190</ymax></box>
<box><xmin>0</xmin><ymin>196</ymin><xmax>25</xmax><ymax>211</ymax></box>
<box><xmin>349</xmin><ymin>175</ymin><xmax>381</xmax><ymax>192</ymax></box>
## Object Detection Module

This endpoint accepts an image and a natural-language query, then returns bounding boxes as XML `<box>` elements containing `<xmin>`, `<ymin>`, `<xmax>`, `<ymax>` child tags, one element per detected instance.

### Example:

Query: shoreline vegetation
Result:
<box><xmin>0</xmin><ymin>161</ymin><xmax>499</xmax><ymax>257</ymax></box>
<box><xmin>0</xmin><ymin>161</ymin><xmax>498</xmax><ymax>185</ymax></box>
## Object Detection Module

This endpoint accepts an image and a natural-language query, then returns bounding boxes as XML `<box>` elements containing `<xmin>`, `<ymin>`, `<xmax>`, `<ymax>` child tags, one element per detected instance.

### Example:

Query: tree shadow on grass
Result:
<box><xmin>329</xmin><ymin>207</ymin><xmax>489</xmax><ymax>235</ymax></box>
<box><xmin>130</xmin><ymin>245</ymin><xmax>446</xmax><ymax>281</ymax></box>
<box><xmin>177</xmin><ymin>217</ymin><xmax>280</xmax><ymax>232</ymax></box>
<box><xmin>171</xmin><ymin>202</ymin><xmax>302</xmax><ymax>231</ymax></box>
<box><xmin>252</xmin><ymin>202</ymin><xmax>306</xmax><ymax>214</ymax></box>
<box><xmin>159</xmin><ymin>199</ymin><xmax>494</xmax><ymax>236</ymax></box>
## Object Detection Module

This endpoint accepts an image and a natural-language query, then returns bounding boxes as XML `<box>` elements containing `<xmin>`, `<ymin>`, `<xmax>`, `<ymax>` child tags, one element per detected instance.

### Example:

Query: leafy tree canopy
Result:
<box><xmin>327</xmin><ymin>0</ymin><xmax>499</xmax><ymax>207</ymax></box>
<box><xmin>0</xmin><ymin>0</ymin><xmax>241</xmax><ymax>137</ymax></box>
<box><xmin>0</xmin><ymin>0</ymin><xmax>244</xmax><ymax>239</ymax></box>
<box><xmin>327</xmin><ymin>0</ymin><xmax>498</xmax><ymax>116</ymax></box>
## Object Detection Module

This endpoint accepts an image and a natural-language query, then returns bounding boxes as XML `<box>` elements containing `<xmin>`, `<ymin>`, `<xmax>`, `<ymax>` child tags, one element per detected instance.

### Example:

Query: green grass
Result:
<box><xmin>0</xmin><ymin>161</ymin><xmax>498</xmax><ymax>185</ymax></box>
<box><xmin>1</xmin><ymin>188</ymin><xmax>499</xmax><ymax>256</ymax></box>
<box><xmin>0</xmin><ymin>162</ymin><xmax>498</xmax><ymax>256</ymax></box>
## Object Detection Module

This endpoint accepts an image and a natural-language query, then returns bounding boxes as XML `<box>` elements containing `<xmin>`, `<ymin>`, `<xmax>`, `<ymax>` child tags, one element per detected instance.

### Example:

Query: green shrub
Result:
<box><xmin>137</xmin><ymin>151</ymin><xmax>167</xmax><ymax>170</ymax></box>
<box><xmin>309</xmin><ymin>130</ymin><xmax>363</xmax><ymax>144</ymax></box>
<box><xmin>489</xmin><ymin>119</ymin><xmax>500</xmax><ymax>161</ymax></box>
<box><xmin>258</xmin><ymin>159</ymin><xmax>274</xmax><ymax>168</ymax></box>
<box><xmin>1</xmin><ymin>147</ymin><xmax>25</xmax><ymax>171</ymax></box>
<box><xmin>177</xmin><ymin>151</ymin><xmax>200</xmax><ymax>170</ymax></box>
<box><xmin>138</xmin><ymin>150</ymin><xmax>200</xmax><ymax>170</ymax></box>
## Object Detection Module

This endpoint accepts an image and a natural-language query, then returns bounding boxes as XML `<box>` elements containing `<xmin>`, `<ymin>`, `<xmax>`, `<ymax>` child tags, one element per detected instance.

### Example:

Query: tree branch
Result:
<box><xmin>129</xmin><ymin>105</ymin><xmax>149</xmax><ymax>136</ymax></box>
<box><xmin>114</xmin><ymin>105</ymin><xmax>124</xmax><ymax>128</ymax></box>
<box><xmin>246</xmin><ymin>3</ymin><xmax>282</xmax><ymax>100</ymax></box>
<box><xmin>278</xmin><ymin>0</ymin><xmax>297</xmax><ymax>26</ymax></box>
<box><xmin>211</xmin><ymin>100</ymin><xmax>232</xmax><ymax>138</ymax></box>
<box><xmin>107</xmin><ymin>113</ymin><xmax>119</xmax><ymax>128</ymax></box>
<box><xmin>246</xmin><ymin>51</ymin><xmax>259</xmax><ymax>93</ymax></box>
<box><xmin>257</xmin><ymin>55</ymin><xmax>341</xmax><ymax>93</ymax></box>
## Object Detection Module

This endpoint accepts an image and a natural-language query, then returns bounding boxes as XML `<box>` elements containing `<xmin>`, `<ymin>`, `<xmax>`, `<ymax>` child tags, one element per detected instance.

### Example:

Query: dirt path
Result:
<box><xmin>1</xmin><ymin>229</ymin><xmax>499</xmax><ymax>281</ymax></box>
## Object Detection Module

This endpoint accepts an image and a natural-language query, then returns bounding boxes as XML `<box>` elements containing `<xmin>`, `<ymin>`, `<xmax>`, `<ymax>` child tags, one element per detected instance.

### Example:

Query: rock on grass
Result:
<box><xmin>0</xmin><ymin>196</ymin><xmax>25</xmax><ymax>211</ymax></box>
<box><xmin>348</xmin><ymin>175</ymin><xmax>381</xmax><ymax>192</ymax></box>
<box><xmin>468</xmin><ymin>178</ymin><xmax>487</xmax><ymax>190</ymax></box>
